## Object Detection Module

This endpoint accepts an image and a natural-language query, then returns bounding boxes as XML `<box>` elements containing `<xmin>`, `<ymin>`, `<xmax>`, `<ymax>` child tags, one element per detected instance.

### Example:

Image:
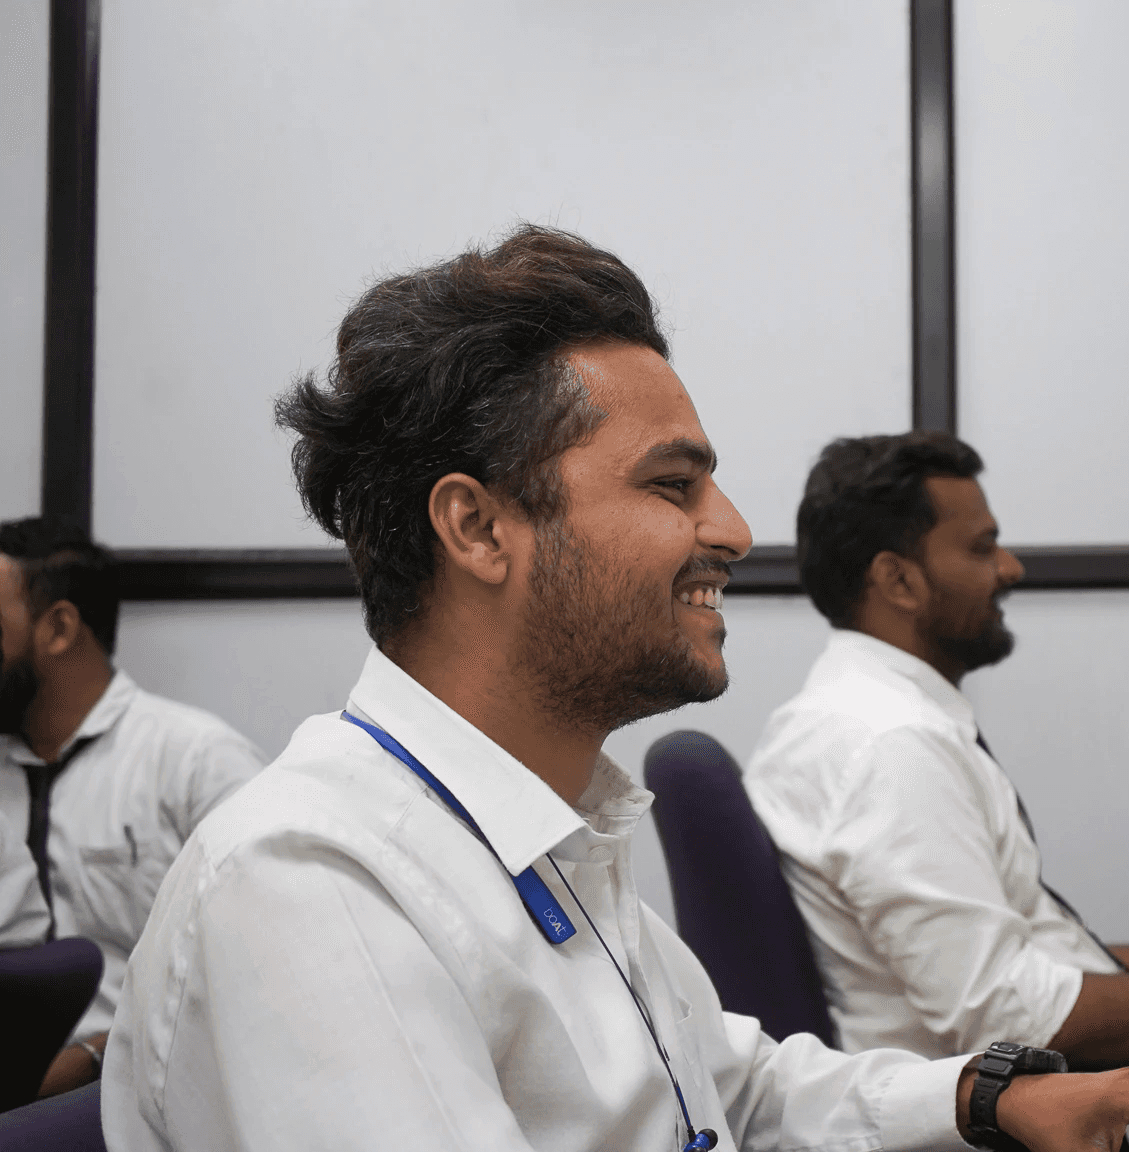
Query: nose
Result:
<box><xmin>998</xmin><ymin>547</ymin><xmax>1025</xmax><ymax>586</ymax></box>
<box><xmin>699</xmin><ymin>477</ymin><xmax>753</xmax><ymax>561</ymax></box>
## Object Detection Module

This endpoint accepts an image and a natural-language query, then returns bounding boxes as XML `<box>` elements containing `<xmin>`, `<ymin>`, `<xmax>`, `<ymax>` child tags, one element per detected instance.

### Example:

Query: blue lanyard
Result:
<box><xmin>341</xmin><ymin>711</ymin><xmax>576</xmax><ymax>946</ymax></box>
<box><xmin>340</xmin><ymin>710</ymin><xmax>717</xmax><ymax>1152</ymax></box>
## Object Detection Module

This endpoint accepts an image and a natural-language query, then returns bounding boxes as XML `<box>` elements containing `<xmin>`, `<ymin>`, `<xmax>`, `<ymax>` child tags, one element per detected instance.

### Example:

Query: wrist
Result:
<box><xmin>967</xmin><ymin>1042</ymin><xmax>1068</xmax><ymax>1151</ymax></box>
<box><xmin>77</xmin><ymin>1040</ymin><xmax>103</xmax><ymax>1076</ymax></box>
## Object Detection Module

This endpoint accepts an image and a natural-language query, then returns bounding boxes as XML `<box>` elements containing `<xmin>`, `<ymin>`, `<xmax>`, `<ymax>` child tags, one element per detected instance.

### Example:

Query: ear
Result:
<box><xmin>866</xmin><ymin>551</ymin><xmax>929</xmax><ymax>616</ymax></box>
<box><xmin>428</xmin><ymin>473</ymin><xmax>520</xmax><ymax>588</ymax></box>
<box><xmin>31</xmin><ymin>600</ymin><xmax>84</xmax><ymax>661</ymax></box>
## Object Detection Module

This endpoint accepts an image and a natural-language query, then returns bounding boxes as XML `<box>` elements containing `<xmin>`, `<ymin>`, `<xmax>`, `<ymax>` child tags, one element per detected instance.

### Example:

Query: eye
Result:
<box><xmin>652</xmin><ymin>477</ymin><xmax>693</xmax><ymax>496</ymax></box>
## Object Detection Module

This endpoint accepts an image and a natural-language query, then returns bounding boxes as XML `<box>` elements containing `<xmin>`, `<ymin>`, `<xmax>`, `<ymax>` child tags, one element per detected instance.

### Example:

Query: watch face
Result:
<box><xmin>992</xmin><ymin>1042</ymin><xmax>1024</xmax><ymax>1055</ymax></box>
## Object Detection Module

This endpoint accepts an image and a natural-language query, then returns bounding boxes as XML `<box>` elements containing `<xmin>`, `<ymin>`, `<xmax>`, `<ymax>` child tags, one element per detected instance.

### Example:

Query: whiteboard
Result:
<box><xmin>956</xmin><ymin>0</ymin><xmax>1129</xmax><ymax>545</ymax></box>
<box><xmin>1</xmin><ymin>0</ymin><xmax>49</xmax><ymax>523</ymax></box>
<box><xmin>92</xmin><ymin>0</ymin><xmax>912</xmax><ymax>548</ymax></box>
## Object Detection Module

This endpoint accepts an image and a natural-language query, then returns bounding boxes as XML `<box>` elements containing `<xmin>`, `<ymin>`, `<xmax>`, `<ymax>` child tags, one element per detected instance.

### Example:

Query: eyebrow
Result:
<box><xmin>636</xmin><ymin>437</ymin><xmax>718</xmax><ymax>474</ymax></box>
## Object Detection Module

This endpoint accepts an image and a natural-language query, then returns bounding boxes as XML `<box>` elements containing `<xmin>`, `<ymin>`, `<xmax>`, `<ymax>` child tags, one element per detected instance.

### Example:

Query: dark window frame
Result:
<box><xmin>41</xmin><ymin>0</ymin><xmax>1129</xmax><ymax>599</ymax></box>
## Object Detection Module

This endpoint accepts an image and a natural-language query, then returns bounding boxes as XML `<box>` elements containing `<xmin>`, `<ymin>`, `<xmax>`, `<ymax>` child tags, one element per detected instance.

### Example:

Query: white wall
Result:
<box><xmin>1</xmin><ymin>0</ymin><xmax>48</xmax><ymax>522</ymax></box>
<box><xmin>956</xmin><ymin>0</ymin><xmax>1129</xmax><ymax>545</ymax></box>
<box><xmin>91</xmin><ymin>0</ymin><xmax>912</xmax><ymax>548</ymax></box>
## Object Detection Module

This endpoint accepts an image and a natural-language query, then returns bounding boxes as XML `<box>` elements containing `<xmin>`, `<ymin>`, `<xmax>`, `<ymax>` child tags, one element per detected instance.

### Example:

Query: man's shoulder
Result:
<box><xmin>115</xmin><ymin>680</ymin><xmax>263</xmax><ymax>760</ymax></box>
<box><xmin>767</xmin><ymin>630</ymin><xmax>957</xmax><ymax>743</ymax></box>
<box><xmin>747</xmin><ymin>648</ymin><xmax>964</xmax><ymax>829</ymax></box>
<box><xmin>193</xmin><ymin>711</ymin><xmax>419</xmax><ymax>865</ymax></box>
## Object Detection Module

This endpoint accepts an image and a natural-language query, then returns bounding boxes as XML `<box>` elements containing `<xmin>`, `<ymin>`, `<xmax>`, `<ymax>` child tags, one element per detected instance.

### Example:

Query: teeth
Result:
<box><xmin>677</xmin><ymin>586</ymin><xmax>723</xmax><ymax>610</ymax></box>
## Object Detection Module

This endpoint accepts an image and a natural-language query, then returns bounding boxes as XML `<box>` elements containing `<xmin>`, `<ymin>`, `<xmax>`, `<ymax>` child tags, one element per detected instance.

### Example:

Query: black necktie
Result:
<box><xmin>23</xmin><ymin>735</ymin><xmax>96</xmax><ymax>940</ymax></box>
<box><xmin>975</xmin><ymin>730</ymin><xmax>1126</xmax><ymax>973</ymax></box>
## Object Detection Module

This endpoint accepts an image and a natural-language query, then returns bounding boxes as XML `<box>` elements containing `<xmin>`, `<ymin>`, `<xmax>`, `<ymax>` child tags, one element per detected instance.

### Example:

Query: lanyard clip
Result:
<box><xmin>684</xmin><ymin>1130</ymin><xmax>718</xmax><ymax>1151</ymax></box>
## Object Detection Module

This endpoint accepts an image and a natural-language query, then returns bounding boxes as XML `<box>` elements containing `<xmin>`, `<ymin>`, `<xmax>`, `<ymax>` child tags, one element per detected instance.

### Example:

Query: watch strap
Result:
<box><xmin>968</xmin><ymin>1042</ymin><xmax>1067</xmax><ymax>1152</ymax></box>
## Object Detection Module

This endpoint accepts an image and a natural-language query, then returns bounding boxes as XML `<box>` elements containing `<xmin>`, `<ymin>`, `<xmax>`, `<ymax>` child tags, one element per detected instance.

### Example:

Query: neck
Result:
<box><xmin>388</xmin><ymin>627</ymin><xmax>604</xmax><ymax>805</ymax></box>
<box><xmin>852</xmin><ymin>621</ymin><xmax>965</xmax><ymax>686</ymax></box>
<box><xmin>23</xmin><ymin>658</ymin><xmax>113</xmax><ymax>763</ymax></box>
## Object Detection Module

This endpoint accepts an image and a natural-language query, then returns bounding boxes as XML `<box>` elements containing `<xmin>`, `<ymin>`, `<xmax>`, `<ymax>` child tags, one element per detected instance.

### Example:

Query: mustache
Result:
<box><xmin>674</xmin><ymin>556</ymin><xmax>732</xmax><ymax>586</ymax></box>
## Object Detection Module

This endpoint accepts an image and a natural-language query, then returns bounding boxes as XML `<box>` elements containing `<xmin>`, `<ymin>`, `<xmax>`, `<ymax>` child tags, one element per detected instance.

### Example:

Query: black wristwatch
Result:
<box><xmin>968</xmin><ymin>1041</ymin><xmax>1069</xmax><ymax>1151</ymax></box>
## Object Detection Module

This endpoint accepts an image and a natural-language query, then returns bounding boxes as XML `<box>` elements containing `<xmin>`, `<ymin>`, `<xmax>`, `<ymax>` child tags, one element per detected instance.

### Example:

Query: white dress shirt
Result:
<box><xmin>103</xmin><ymin>646</ymin><xmax>971</xmax><ymax>1152</ymax></box>
<box><xmin>0</xmin><ymin>807</ymin><xmax>50</xmax><ymax>948</ymax></box>
<box><xmin>745</xmin><ymin>629</ymin><xmax>1119</xmax><ymax>1058</ymax></box>
<box><xmin>0</xmin><ymin>670</ymin><xmax>264</xmax><ymax>1038</ymax></box>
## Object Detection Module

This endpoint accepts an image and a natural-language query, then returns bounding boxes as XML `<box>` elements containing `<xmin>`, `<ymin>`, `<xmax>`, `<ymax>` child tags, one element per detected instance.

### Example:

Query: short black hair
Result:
<box><xmin>0</xmin><ymin>517</ymin><xmax>120</xmax><ymax>654</ymax></box>
<box><xmin>797</xmin><ymin>431</ymin><xmax>984</xmax><ymax>628</ymax></box>
<box><xmin>276</xmin><ymin>224</ymin><xmax>670</xmax><ymax>649</ymax></box>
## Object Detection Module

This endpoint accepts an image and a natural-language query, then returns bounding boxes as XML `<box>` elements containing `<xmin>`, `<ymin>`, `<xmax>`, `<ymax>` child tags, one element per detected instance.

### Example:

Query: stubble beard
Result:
<box><xmin>927</xmin><ymin>585</ymin><xmax>1016</xmax><ymax>675</ymax></box>
<box><xmin>514</xmin><ymin>518</ymin><xmax>729</xmax><ymax>736</ymax></box>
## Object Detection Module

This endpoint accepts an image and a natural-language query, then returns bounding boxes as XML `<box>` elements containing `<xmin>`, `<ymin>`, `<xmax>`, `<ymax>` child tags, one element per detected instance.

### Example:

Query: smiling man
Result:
<box><xmin>746</xmin><ymin>432</ymin><xmax>1129</xmax><ymax>1067</ymax></box>
<box><xmin>103</xmin><ymin>231</ymin><xmax>1129</xmax><ymax>1150</ymax></box>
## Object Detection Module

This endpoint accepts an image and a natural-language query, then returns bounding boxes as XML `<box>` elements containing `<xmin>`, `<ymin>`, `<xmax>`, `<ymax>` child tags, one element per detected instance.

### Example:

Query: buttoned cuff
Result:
<box><xmin>878</xmin><ymin>1054</ymin><xmax>975</xmax><ymax>1151</ymax></box>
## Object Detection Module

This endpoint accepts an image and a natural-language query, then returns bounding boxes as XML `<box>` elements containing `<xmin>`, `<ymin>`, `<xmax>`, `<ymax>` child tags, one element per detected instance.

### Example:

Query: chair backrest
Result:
<box><xmin>0</xmin><ymin>1082</ymin><xmax>105</xmax><ymax>1151</ymax></box>
<box><xmin>0</xmin><ymin>937</ymin><xmax>104</xmax><ymax>1112</ymax></box>
<box><xmin>644</xmin><ymin>730</ymin><xmax>836</xmax><ymax>1047</ymax></box>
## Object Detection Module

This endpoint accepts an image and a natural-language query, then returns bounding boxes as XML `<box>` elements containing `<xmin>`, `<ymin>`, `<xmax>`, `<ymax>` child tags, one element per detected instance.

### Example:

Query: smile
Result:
<box><xmin>677</xmin><ymin>586</ymin><xmax>723</xmax><ymax>611</ymax></box>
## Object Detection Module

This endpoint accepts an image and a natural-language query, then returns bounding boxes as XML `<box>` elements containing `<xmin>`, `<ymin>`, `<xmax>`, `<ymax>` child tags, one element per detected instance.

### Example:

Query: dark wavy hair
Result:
<box><xmin>276</xmin><ymin>225</ymin><xmax>670</xmax><ymax>648</ymax></box>
<box><xmin>0</xmin><ymin>517</ymin><xmax>120</xmax><ymax>654</ymax></box>
<box><xmin>797</xmin><ymin>431</ymin><xmax>983</xmax><ymax>628</ymax></box>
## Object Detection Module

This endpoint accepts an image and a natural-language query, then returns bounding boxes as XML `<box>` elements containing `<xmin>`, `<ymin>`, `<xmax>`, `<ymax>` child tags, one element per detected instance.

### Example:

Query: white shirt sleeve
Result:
<box><xmin>827</xmin><ymin>725</ymin><xmax>1083</xmax><ymax>1051</ymax></box>
<box><xmin>644</xmin><ymin>909</ymin><xmax>972</xmax><ymax>1152</ymax></box>
<box><xmin>0</xmin><ymin>808</ymin><xmax>51</xmax><ymax>948</ymax></box>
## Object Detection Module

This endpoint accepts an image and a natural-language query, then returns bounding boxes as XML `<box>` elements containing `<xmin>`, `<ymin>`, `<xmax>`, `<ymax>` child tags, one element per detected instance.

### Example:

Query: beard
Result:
<box><xmin>926</xmin><ymin>587</ymin><xmax>1016</xmax><ymax>675</ymax></box>
<box><xmin>513</xmin><ymin>518</ymin><xmax>729</xmax><ymax>735</ymax></box>
<box><xmin>0</xmin><ymin>652</ymin><xmax>39</xmax><ymax>736</ymax></box>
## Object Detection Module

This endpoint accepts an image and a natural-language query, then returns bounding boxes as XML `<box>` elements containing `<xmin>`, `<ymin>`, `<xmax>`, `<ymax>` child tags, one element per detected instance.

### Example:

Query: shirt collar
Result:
<box><xmin>820</xmin><ymin>628</ymin><xmax>977</xmax><ymax>733</ymax></box>
<box><xmin>1</xmin><ymin>668</ymin><xmax>137</xmax><ymax>767</ymax></box>
<box><xmin>347</xmin><ymin>647</ymin><xmax>651</xmax><ymax>876</ymax></box>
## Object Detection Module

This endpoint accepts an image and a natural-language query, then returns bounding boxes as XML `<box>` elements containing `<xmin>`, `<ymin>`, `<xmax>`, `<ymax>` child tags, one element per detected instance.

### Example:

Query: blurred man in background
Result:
<box><xmin>0</xmin><ymin>517</ymin><xmax>264</xmax><ymax>1095</ymax></box>
<box><xmin>746</xmin><ymin>432</ymin><xmax>1129</xmax><ymax>1068</ymax></box>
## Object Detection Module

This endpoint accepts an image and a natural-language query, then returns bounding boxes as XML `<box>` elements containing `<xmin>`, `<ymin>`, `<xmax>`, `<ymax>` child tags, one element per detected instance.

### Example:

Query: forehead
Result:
<box><xmin>0</xmin><ymin>555</ymin><xmax>30</xmax><ymax>618</ymax></box>
<box><xmin>924</xmin><ymin>476</ymin><xmax>994</xmax><ymax>532</ymax></box>
<box><xmin>564</xmin><ymin>341</ymin><xmax>711</xmax><ymax>470</ymax></box>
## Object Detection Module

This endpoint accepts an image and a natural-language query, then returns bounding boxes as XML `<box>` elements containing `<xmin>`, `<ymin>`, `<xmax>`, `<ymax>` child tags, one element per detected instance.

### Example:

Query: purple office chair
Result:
<box><xmin>0</xmin><ymin>1082</ymin><xmax>105</xmax><ymax>1150</ymax></box>
<box><xmin>644</xmin><ymin>730</ymin><xmax>837</xmax><ymax>1047</ymax></box>
<box><xmin>0</xmin><ymin>936</ymin><xmax>104</xmax><ymax>1112</ymax></box>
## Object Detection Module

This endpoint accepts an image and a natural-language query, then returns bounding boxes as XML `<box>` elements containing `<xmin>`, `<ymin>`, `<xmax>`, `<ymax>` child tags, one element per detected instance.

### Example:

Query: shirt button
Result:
<box><xmin>587</xmin><ymin>846</ymin><xmax>615</xmax><ymax>864</ymax></box>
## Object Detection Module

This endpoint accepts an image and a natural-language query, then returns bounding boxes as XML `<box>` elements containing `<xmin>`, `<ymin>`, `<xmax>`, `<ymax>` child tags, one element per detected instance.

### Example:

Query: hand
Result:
<box><xmin>996</xmin><ymin>1068</ymin><xmax>1129</xmax><ymax>1152</ymax></box>
<box><xmin>37</xmin><ymin>1030</ymin><xmax>108</xmax><ymax>1098</ymax></box>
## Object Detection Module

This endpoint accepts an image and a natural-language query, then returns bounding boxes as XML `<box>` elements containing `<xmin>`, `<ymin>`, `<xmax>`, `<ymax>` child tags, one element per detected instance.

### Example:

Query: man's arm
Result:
<box><xmin>819</xmin><ymin>727</ymin><xmax>1115</xmax><ymax>1056</ymax></box>
<box><xmin>954</xmin><ymin>1060</ymin><xmax>1129</xmax><ymax>1152</ymax></box>
<box><xmin>1050</xmin><ymin>973</ymin><xmax>1129</xmax><ymax>1068</ymax></box>
<box><xmin>38</xmin><ymin>1030</ymin><xmax>107</xmax><ymax>1097</ymax></box>
<box><xmin>1108</xmin><ymin>945</ymin><xmax>1129</xmax><ymax>968</ymax></box>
